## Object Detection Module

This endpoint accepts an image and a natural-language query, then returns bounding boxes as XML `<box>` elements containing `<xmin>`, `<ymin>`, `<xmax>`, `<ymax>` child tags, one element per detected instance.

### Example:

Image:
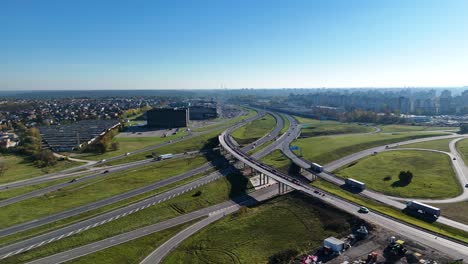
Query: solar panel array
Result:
<box><xmin>39</xmin><ymin>120</ymin><xmax>120</xmax><ymax>151</ymax></box>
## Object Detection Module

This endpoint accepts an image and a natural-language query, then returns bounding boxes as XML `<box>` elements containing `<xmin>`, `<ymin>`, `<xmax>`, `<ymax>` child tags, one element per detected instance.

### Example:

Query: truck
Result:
<box><xmin>405</xmin><ymin>201</ymin><xmax>441</xmax><ymax>218</ymax></box>
<box><xmin>345</xmin><ymin>178</ymin><xmax>366</xmax><ymax>190</ymax></box>
<box><xmin>156</xmin><ymin>154</ymin><xmax>174</xmax><ymax>161</ymax></box>
<box><xmin>310</xmin><ymin>163</ymin><xmax>323</xmax><ymax>173</ymax></box>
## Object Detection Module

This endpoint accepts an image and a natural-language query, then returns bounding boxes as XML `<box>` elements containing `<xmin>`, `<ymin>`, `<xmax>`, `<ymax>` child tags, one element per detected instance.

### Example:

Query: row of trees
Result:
<box><xmin>82</xmin><ymin>127</ymin><xmax>120</xmax><ymax>154</ymax></box>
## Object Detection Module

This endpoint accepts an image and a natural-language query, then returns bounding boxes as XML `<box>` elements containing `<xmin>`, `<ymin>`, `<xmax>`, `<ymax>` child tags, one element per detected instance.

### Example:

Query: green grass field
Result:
<box><xmin>231</xmin><ymin>114</ymin><xmax>276</xmax><ymax>145</ymax></box>
<box><xmin>379</xmin><ymin>124</ymin><xmax>457</xmax><ymax>133</ymax></box>
<box><xmin>312</xmin><ymin>180</ymin><xmax>468</xmax><ymax>244</ymax></box>
<box><xmin>0</xmin><ymin>156</ymin><xmax>209</xmax><ymax>229</ymax></box>
<box><xmin>293</xmin><ymin>132</ymin><xmax>448</xmax><ymax>165</ymax></box>
<box><xmin>456</xmin><ymin>139</ymin><xmax>468</xmax><ymax>166</ymax></box>
<box><xmin>260</xmin><ymin>149</ymin><xmax>293</xmax><ymax>174</ymax></box>
<box><xmin>0</xmin><ymin>154</ymin><xmax>82</xmax><ymax>184</ymax></box>
<box><xmin>106</xmin><ymin>129</ymin><xmax>222</xmax><ymax>165</ymax></box>
<box><xmin>396</xmin><ymin>138</ymin><xmax>454</xmax><ymax>152</ymax></box>
<box><xmin>280</xmin><ymin>114</ymin><xmax>290</xmax><ymax>135</ymax></box>
<box><xmin>68</xmin><ymin>221</ymin><xmax>196</xmax><ymax>264</ymax></box>
<box><xmin>429</xmin><ymin>201</ymin><xmax>468</xmax><ymax>225</ymax></box>
<box><xmin>76</xmin><ymin>131</ymin><xmax>188</xmax><ymax>161</ymax></box>
<box><xmin>0</xmin><ymin>177</ymin><xmax>76</xmax><ymax>201</ymax></box>
<box><xmin>1</xmin><ymin>174</ymin><xmax>252</xmax><ymax>264</ymax></box>
<box><xmin>298</xmin><ymin>118</ymin><xmax>374</xmax><ymax>137</ymax></box>
<box><xmin>335</xmin><ymin>150</ymin><xmax>461</xmax><ymax>199</ymax></box>
<box><xmin>164</xmin><ymin>192</ymin><xmax>354</xmax><ymax>263</ymax></box>
<box><xmin>192</xmin><ymin>108</ymin><xmax>257</xmax><ymax>133</ymax></box>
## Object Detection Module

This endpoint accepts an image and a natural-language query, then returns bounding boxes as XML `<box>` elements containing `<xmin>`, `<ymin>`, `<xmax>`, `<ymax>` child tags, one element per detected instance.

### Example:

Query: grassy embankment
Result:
<box><xmin>164</xmin><ymin>192</ymin><xmax>355</xmax><ymax>263</ymax></box>
<box><xmin>1</xmin><ymin>173</ymin><xmax>252</xmax><ymax>264</ymax></box>
<box><xmin>191</xmin><ymin>108</ymin><xmax>257</xmax><ymax>133</ymax></box>
<box><xmin>231</xmin><ymin>113</ymin><xmax>276</xmax><ymax>145</ymax></box>
<box><xmin>312</xmin><ymin>180</ymin><xmax>468</xmax><ymax>244</ymax></box>
<box><xmin>396</xmin><ymin>138</ymin><xmax>454</xmax><ymax>152</ymax></box>
<box><xmin>335</xmin><ymin>150</ymin><xmax>461</xmax><ymax>199</ymax></box>
<box><xmin>429</xmin><ymin>201</ymin><xmax>468</xmax><ymax>225</ymax></box>
<box><xmin>261</xmin><ymin>150</ymin><xmax>468</xmax><ymax>244</ymax></box>
<box><xmin>293</xmin><ymin>132</ymin><xmax>449</xmax><ymax>165</ymax></box>
<box><xmin>296</xmin><ymin>118</ymin><xmax>374</xmax><ymax>137</ymax></box>
<box><xmin>456</xmin><ymin>138</ymin><xmax>468</xmax><ymax>166</ymax></box>
<box><xmin>0</xmin><ymin>156</ymin><xmax>209</xmax><ymax>230</ymax></box>
<box><xmin>0</xmin><ymin>154</ymin><xmax>82</xmax><ymax>184</ymax></box>
<box><xmin>379</xmin><ymin>124</ymin><xmax>458</xmax><ymax>133</ymax></box>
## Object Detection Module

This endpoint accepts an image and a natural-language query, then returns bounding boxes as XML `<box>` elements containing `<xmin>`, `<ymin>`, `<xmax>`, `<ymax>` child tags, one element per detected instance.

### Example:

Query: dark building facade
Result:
<box><xmin>147</xmin><ymin>108</ymin><xmax>188</xmax><ymax>128</ymax></box>
<box><xmin>188</xmin><ymin>106</ymin><xmax>218</xmax><ymax>120</ymax></box>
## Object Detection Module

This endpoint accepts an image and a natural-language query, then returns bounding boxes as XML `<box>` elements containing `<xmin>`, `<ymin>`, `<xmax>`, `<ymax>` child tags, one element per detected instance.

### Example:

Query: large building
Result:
<box><xmin>146</xmin><ymin>108</ymin><xmax>188</xmax><ymax>128</ymax></box>
<box><xmin>188</xmin><ymin>106</ymin><xmax>218</xmax><ymax>120</ymax></box>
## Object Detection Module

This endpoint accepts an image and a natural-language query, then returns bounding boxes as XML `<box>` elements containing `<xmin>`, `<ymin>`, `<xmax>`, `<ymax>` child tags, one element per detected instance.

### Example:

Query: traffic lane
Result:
<box><xmin>25</xmin><ymin>186</ymin><xmax>279</xmax><ymax>264</ymax></box>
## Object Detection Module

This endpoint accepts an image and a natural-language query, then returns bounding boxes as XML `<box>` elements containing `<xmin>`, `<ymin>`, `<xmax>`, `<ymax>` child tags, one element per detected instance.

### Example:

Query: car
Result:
<box><xmin>102</xmin><ymin>170</ymin><xmax>109</xmax><ymax>174</ymax></box>
<box><xmin>385</xmin><ymin>145</ymin><xmax>389</xmax><ymax>149</ymax></box>
<box><xmin>125</xmin><ymin>152</ymin><xmax>131</xmax><ymax>156</ymax></box>
<box><xmin>453</xmin><ymin>157</ymin><xmax>457</xmax><ymax>160</ymax></box>
<box><xmin>358</xmin><ymin>206</ymin><xmax>369</xmax><ymax>213</ymax></box>
<box><xmin>69</xmin><ymin>178</ymin><xmax>77</xmax><ymax>183</ymax></box>
<box><xmin>100</xmin><ymin>159</ymin><xmax>106</xmax><ymax>163</ymax></box>
<box><xmin>465</xmin><ymin>183</ymin><xmax>468</xmax><ymax>188</ymax></box>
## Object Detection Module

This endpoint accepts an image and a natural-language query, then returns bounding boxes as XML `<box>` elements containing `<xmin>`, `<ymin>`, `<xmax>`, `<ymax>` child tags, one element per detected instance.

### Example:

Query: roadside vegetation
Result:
<box><xmin>260</xmin><ymin>149</ymin><xmax>293</xmax><ymax>174</ymax></box>
<box><xmin>379</xmin><ymin>124</ymin><xmax>458</xmax><ymax>133</ymax></box>
<box><xmin>293</xmin><ymin>132</ymin><xmax>448</xmax><ymax>165</ymax></box>
<box><xmin>456</xmin><ymin>138</ymin><xmax>468</xmax><ymax>166</ymax></box>
<box><xmin>0</xmin><ymin>155</ymin><xmax>209</xmax><ymax>229</ymax></box>
<box><xmin>0</xmin><ymin>154</ymin><xmax>81</xmax><ymax>184</ymax></box>
<box><xmin>164</xmin><ymin>192</ymin><xmax>355</xmax><ymax>263</ymax></box>
<box><xmin>279</xmin><ymin>114</ymin><xmax>290</xmax><ymax>135</ymax></box>
<box><xmin>191</xmin><ymin>108</ymin><xmax>257</xmax><ymax>133</ymax></box>
<box><xmin>430</xmin><ymin>201</ymin><xmax>468</xmax><ymax>225</ymax></box>
<box><xmin>395</xmin><ymin>138</ymin><xmax>454</xmax><ymax>152</ymax></box>
<box><xmin>1</xmin><ymin>174</ymin><xmax>252</xmax><ymax>264</ymax></box>
<box><xmin>67</xmin><ymin>221</ymin><xmax>196</xmax><ymax>264</ymax></box>
<box><xmin>311</xmin><ymin>180</ymin><xmax>468</xmax><ymax>244</ymax></box>
<box><xmin>335</xmin><ymin>150</ymin><xmax>461</xmax><ymax>199</ymax></box>
<box><xmin>231</xmin><ymin>113</ymin><xmax>276</xmax><ymax>145</ymax></box>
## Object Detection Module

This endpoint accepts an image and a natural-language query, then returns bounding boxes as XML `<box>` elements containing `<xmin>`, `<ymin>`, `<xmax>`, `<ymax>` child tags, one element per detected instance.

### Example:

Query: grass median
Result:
<box><xmin>0</xmin><ymin>155</ymin><xmax>209</xmax><ymax>229</ymax></box>
<box><xmin>312</xmin><ymin>180</ymin><xmax>468</xmax><ymax>244</ymax></box>
<box><xmin>335</xmin><ymin>150</ymin><xmax>462</xmax><ymax>199</ymax></box>
<box><xmin>231</xmin><ymin>113</ymin><xmax>276</xmax><ymax>145</ymax></box>
<box><xmin>456</xmin><ymin>138</ymin><xmax>468</xmax><ymax>166</ymax></box>
<box><xmin>1</xmin><ymin>174</ymin><xmax>252</xmax><ymax>264</ymax></box>
<box><xmin>396</xmin><ymin>138</ymin><xmax>455</xmax><ymax>152</ymax></box>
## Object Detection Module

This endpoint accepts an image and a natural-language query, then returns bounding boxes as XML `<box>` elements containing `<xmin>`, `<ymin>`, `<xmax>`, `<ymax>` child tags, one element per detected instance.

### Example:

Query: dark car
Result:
<box><xmin>103</xmin><ymin>170</ymin><xmax>109</xmax><ymax>174</ymax></box>
<box><xmin>69</xmin><ymin>178</ymin><xmax>77</xmax><ymax>183</ymax></box>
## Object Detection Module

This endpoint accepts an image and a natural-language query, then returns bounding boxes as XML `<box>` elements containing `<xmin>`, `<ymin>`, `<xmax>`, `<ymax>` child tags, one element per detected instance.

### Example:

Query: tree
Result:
<box><xmin>34</xmin><ymin>150</ymin><xmax>57</xmax><ymax>167</ymax></box>
<box><xmin>398</xmin><ymin>170</ymin><xmax>413</xmax><ymax>184</ymax></box>
<box><xmin>460</xmin><ymin>123</ymin><xmax>468</xmax><ymax>134</ymax></box>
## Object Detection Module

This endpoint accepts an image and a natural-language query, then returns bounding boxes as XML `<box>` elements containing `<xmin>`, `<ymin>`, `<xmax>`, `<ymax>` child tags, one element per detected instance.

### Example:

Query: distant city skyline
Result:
<box><xmin>1</xmin><ymin>0</ymin><xmax>468</xmax><ymax>90</ymax></box>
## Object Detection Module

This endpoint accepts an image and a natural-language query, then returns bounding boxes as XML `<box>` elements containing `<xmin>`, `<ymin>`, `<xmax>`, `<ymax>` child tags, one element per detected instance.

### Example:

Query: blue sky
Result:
<box><xmin>1</xmin><ymin>0</ymin><xmax>467</xmax><ymax>90</ymax></box>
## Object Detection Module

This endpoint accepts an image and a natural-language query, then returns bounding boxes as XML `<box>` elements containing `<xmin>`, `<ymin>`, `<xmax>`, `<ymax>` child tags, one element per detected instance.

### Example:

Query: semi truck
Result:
<box><xmin>311</xmin><ymin>163</ymin><xmax>323</xmax><ymax>173</ymax></box>
<box><xmin>405</xmin><ymin>201</ymin><xmax>441</xmax><ymax>218</ymax></box>
<box><xmin>345</xmin><ymin>178</ymin><xmax>366</xmax><ymax>190</ymax></box>
<box><xmin>156</xmin><ymin>154</ymin><xmax>174</xmax><ymax>161</ymax></box>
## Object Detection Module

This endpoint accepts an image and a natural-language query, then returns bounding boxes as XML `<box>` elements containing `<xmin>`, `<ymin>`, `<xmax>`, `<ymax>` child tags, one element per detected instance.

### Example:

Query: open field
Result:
<box><xmin>0</xmin><ymin>177</ymin><xmax>76</xmax><ymax>201</ymax></box>
<box><xmin>0</xmin><ymin>156</ymin><xmax>209</xmax><ymax>229</ymax></box>
<box><xmin>335</xmin><ymin>150</ymin><xmax>461</xmax><ymax>199</ymax></box>
<box><xmin>231</xmin><ymin>113</ymin><xmax>276</xmax><ymax>145</ymax></box>
<box><xmin>0</xmin><ymin>174</ymin><xmax>252</xmax><ymax>264</ymax></box>
<box><xmin>429</xmin><ymin>201</ymin><xmax>468</xmax><ymax>225</ymax></box>
<box><xmin>75</xmin><ymin>132</ymin><xmax>187</xmax><ymax>161</ymax></box>
<box><xmin>379</xmin><ymin>124</ymin><xmax>458</xmax><ymax>133</ymax></box>
<box><xmin>293</xmin><ymin>132</ymin><xmax>449</xmax><ymax>165</ymax></box>
<box><xmin>312</xmin><ymin>180</ymin><xmax>468</xmax><ymax>244</ymax></box>
<box><xmin>0</xmin><ymin>154</ymin><xmax>82</xmax><ymax>184</ymax></box>
<box><xmin>456</xmin><ymin>139</ymin><xmax>468</xmax><ymax>166</ymax></box>
<box><xmin>106</xmin><ymin>129</ymin><xmax>222</xmax><ymax>165</ymax></box>
<box><xmin>295</xmin><ymin>117</ymin><xmax>374</xmax><ymax>137</ymax></box>
<box><xmin>395</xmin><ymin>138</ymin><xmax>454</xmax><ymax>152</ymax></box>
<box><xmin>68</xmin><ymin>221</ymin><xmax>196</xmax><ymax>264</ymax></box>
<box><xmin>164</xmin><ymin>192</ymin><xmax>354</xmax><ymax>264</ymax></box>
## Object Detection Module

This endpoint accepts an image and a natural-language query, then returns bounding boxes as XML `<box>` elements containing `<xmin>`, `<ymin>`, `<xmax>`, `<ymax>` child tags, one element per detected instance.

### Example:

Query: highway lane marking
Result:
<box><xmin>57</xmin><ymin>234</ymin><xmax>65</xmax><ymax>240</ymax></box>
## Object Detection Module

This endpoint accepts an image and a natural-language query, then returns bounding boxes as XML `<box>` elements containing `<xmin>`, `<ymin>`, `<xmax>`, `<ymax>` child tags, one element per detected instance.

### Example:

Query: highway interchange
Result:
<box><xmin>1</xmin><ymin>107</ymin><xmax>468</xmax><ymax>263</ymax></box>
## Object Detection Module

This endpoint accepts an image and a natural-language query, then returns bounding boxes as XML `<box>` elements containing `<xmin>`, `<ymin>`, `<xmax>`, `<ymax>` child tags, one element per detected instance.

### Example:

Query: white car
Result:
<box><xmin>125</xmin><ymin>152</ymin><xmax>131</xmax><ymax>156</ymax></box>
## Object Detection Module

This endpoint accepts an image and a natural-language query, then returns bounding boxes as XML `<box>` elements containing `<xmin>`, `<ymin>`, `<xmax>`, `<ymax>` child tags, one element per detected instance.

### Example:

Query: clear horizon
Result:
<box><xmin>2</xmin><ymin>0</ymin><xmax>468</xmax><ymax>90</ymax></box>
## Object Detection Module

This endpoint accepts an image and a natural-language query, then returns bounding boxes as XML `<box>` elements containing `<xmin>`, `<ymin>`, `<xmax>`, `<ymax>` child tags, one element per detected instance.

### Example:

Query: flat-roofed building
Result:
<box><xmin>146</xmin><ymin>108</ymin><xmax>188</xmax><ymax>128</ymax></box>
